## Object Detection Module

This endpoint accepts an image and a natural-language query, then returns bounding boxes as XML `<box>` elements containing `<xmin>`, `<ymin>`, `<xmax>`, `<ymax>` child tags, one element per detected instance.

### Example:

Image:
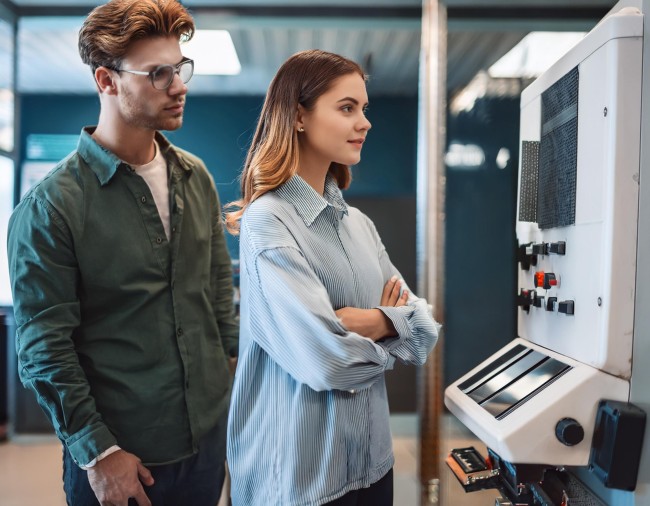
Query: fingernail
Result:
<box><xmin>391</xmin><ymin>275</ymin><xmax>398</xmax><ymax>282</ymax></box>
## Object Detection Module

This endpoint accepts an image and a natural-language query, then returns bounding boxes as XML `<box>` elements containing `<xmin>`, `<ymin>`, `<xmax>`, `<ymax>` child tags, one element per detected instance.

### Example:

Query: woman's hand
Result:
<box><xmin>335</xmin><ymin>308</ymin><xmax>394</xmax><ymax>341</ymax></box>
<box><xmin>335</xmin><ymin>276</ymin><xmax>408</xmax><ymax>341</ymax></box>
<box><xmin>381</xmin><ymin>276</ymin><xmax>408</xmax><ymax>307</ymax></box>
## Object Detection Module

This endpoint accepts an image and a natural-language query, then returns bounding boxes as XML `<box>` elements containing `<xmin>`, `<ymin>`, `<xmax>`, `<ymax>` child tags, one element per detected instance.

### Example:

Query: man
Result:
<box><xmin>7</xmin><ymin>1</ymin><xmax>238</xmax><ymax>504</ymax></box>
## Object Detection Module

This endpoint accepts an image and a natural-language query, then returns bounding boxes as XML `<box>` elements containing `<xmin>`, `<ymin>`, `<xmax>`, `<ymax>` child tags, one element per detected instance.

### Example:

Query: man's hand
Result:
<box><xmin>228</xmin><ymin>356</ymin><xmax>238</xmax><ymax>376</ymax></box>
<box><xmin>86</xmin><ymin>449</ymin><xmax>154</xmax><ymax>506</ymax></box>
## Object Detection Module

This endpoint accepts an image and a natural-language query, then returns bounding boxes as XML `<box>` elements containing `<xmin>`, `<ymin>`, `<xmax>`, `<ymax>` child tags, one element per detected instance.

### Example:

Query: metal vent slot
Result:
<box><xmin>519</xmin><ymin>140</ymin><xmax>539</xmax><ymax>222</ymax></box>
<box><xmin>538</xmin><ymin>66</ymin><xmax>579</xmax><ymax>229</ymax></box>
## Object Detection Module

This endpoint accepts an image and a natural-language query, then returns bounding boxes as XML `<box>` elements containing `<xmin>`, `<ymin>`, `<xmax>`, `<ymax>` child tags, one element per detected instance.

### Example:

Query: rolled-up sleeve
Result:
<box><xmin>248</xmin><ymin>242</ymin><xmax>395</xmax><ymax>392</ymax></box>
<box><xmin>8</xmin><ymin>197</ymin><xmax>116</xmax><ymax>466</ymax></box>
<box><xmin>371</xmin><ymin>226</ymin><xmax>441</xmax><ymax>365</ymax></box>
<box><xmin>377</xmin><ymin>293</ymin><xmax>440</xmax><ymax>365</ymax></box>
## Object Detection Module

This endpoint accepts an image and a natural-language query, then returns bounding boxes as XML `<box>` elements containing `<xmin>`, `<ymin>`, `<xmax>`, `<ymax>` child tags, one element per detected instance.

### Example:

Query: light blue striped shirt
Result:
<box><xmin>227</xmin><ymin>175</ymin><xmax>439</xmax><ymax>505</ymax></box>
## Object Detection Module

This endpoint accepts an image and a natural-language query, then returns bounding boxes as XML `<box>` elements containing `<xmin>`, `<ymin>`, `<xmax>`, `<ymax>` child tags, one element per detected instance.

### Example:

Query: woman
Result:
<box><xmin>225</xmin><ymin>49</ymin><xmax>440</xmax><ymax>506</ymax></box>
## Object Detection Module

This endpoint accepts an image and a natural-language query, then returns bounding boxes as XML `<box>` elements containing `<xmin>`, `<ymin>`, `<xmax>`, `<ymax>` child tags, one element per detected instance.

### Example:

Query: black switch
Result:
<box><xmin>558</xmin><ymin>300</ymin><xmax>575</xmax><ymax>315</ymax></box>
<box><xmin>518</xmin><ymin>289</ymin><xmax>532</xmax><ymax>312</ymax></box>
<box><xmin>546</xmin><ymin>296</ymin><xmax>557</xmax><ymax>312</ymax></box>
<box><xmin>533</xmin><ymin>295</ymin><xmax>544</xmax><ymax>308</ymax></box>
<box><xmin>532</xmin><ymin>243</ymin><xmax>548</xmax><ymax>255</ymax></box>
<box><xmin>517</xmin><ymin>243</ymin><xmax>537</xmax><ymax>271</ymax></box>
<box><xmin>549</xmin><ymin>241</ymin><xmax>566</xmax><ymax>255</ymax></box>
<box><xmin>517</xmin><ymin>244</ymin><xmax>530</xmax><ymax>270</ymax></box>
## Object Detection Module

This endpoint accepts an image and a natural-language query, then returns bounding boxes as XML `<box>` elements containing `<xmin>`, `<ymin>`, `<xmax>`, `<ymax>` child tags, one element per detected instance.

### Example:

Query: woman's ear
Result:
<box><xmin>95</xmin><ymin>67</ymin><xmax>118</xmax><ymax>95</ymax></box>
<box><xmin>295</xmin><ymin>104</ymin><xmax>306</xmax><ymax>133</ymax></box>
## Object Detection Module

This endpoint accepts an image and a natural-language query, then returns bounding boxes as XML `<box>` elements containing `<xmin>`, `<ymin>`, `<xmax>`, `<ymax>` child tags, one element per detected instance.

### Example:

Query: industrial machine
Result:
<box><xmin>444</xmin><ymin>4</ymin><xmax>647</xmax><ymax>504</ymax></box>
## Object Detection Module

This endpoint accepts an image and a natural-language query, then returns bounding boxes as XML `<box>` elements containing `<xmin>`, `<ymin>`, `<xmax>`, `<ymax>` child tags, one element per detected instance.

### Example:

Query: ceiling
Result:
<box><xmin>0</xmin><ymin>0</ymin><xmax>616</xmax><ymax>96</ymax></box>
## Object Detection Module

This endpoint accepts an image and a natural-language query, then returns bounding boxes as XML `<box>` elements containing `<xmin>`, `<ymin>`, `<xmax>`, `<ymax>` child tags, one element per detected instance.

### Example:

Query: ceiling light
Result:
<box><xmin>488</xmin><ymin>32</ymin><xmax>586</xmax><ymax>79</ymax></box>
<box><xmin>183</xmin><ymin>30</ymin><xmax>241</xmax><ymax>75</ymax></box>
<box><xmin>445</xmin><ymin>142</ymin><xmax>485</xmax><ymax>169</ymax></box>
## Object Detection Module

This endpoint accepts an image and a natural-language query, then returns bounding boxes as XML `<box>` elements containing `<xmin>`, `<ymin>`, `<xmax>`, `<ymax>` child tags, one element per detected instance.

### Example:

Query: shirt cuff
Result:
<box><xmin>65</xmin><ymin>422</ymin><xmax>118</xmax><ymax>468</ymax></box>
<box><xmin>376</xmin><ymin>305</ymin><xmax>416</xmax><ymax>349</ymax></box>
<box><xmin>80</xmin><ymin>445</ymin><xmax>121</xmax><ymax>470</ymax></box>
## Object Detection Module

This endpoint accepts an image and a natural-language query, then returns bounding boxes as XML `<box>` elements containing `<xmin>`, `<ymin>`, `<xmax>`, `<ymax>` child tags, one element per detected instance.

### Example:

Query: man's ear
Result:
<box><xmin>95</xmin><ymin>67</ymin><xmax>118</xmax><ymax>95</ymax></box>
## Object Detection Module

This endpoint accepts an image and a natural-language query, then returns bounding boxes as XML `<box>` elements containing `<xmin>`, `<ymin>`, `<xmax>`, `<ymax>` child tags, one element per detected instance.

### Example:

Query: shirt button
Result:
<box><xmin>172</xmin><ymin>227</ymin><xmax>176</xmax><ymax>233</ymax></box>
<box><xmin>177</xmin><ymin>328</ymin><xmax>183</xmax><ymax>337</ymax></box>
<box><xmin>156</xmin><ymin>237</ymin><xmax>162</xmax><ymax>244</ymax></box>
<box><xmin>141</xmin><ymin>196</ymin><xmax>146</xmax><ymax>203</ymax></box>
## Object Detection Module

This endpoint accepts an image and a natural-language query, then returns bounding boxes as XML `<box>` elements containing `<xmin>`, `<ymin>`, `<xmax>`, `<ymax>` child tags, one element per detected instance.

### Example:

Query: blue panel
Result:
<box><xmin>444</xmin><ymin>96</ymin><xmax>520</xmax><ymax>387</ymax></box>
<box><xmin>26</xmin><ymin>133</ymin><xmax>79</xmax><ymax>161</ymax></box>
<box><xmin>19</xmin><ymin>94</ymin><xmax>418</xmax><ymax>262</ymax></box>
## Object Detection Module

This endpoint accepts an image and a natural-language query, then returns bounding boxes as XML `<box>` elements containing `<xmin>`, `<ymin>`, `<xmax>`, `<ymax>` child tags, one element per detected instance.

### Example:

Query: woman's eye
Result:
<box><xmin>341</xmin><ymin>105</ymin><xmax>352</xmax><ymax>112</ymax></box>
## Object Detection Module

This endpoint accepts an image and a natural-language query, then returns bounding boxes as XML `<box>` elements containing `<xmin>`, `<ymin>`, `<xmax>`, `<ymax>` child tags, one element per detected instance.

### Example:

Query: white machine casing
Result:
<box><xmin>444</xmin><ymin>7</ymin><xmax>643</xmax><ymax>466</ymax></box>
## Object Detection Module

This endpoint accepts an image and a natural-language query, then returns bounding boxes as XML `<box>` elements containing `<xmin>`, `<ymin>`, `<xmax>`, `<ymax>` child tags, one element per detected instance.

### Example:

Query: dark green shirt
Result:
<box><xmin>7</xmin><ymin>127</ymin><xmax>238</xmax><ymax>467</ymax></box>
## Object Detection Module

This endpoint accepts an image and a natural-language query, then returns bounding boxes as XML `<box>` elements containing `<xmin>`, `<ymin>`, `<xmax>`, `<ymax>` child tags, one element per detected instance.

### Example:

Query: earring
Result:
<box><xmin>298</xmin><ymin>127</ymin><xmax>304</xmax><ymax>132</ymax></box>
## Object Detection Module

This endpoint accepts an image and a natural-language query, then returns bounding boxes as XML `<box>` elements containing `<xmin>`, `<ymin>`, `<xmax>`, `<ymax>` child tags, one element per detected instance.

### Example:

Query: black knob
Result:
<box><xmin>555</xmin><ymin>418</ymin><xmax>584</xmax><ymax>446</ymax></box>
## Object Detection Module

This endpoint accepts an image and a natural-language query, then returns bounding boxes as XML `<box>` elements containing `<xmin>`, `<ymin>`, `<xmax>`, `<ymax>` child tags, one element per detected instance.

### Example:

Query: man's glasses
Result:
<box><xmin>113</xmin><ymin>57</ymin><xmax>194</xmax><ymax>90</ymax></box>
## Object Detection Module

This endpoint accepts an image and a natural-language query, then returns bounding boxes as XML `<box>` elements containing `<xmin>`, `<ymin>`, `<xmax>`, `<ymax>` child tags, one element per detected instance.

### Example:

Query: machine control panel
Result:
<box><xmin>445</xmin><ymin>6</ymin><xmax>644</xmax><ymax>501</ymax></box>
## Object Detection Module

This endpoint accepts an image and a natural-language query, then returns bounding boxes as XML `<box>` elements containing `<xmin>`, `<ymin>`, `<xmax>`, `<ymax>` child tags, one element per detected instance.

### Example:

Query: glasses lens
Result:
<box><xmin>151</xmin><ymin>65</ymin><xmax>175</xmax><ymax>90</ymax></box>
<box><xmin>179</xmin><ymin>60</ymin><xmax>194</xmax><ymax>84</ymax></box>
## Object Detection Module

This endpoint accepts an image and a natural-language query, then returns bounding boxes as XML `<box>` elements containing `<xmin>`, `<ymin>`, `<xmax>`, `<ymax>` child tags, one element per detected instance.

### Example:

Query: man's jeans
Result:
<box><xmin>62</xmin><ymin>416</ymin><xmax>227</xmax><ymax>506</ymax></box>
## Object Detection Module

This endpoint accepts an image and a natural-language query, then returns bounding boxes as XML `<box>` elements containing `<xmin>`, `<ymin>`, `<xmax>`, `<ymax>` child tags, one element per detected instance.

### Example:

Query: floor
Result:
<box><xmin>0</xmin><ymin>414</ymin><xmax>498</xmax><ymax>506</ymax></box>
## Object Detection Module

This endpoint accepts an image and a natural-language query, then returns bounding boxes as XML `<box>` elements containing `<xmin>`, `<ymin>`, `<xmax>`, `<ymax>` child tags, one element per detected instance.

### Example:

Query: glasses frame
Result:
<box><xmin>113</xmin><ymin>57</ymin><xmax>194</xmax><ymax>90</ymax></box>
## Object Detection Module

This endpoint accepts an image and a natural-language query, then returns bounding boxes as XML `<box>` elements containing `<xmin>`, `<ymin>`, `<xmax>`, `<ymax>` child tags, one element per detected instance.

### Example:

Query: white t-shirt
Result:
<box><xmin>132</xmin><ymin>141</ymin><xmax>171</xmax><ymax>241</ymax></box>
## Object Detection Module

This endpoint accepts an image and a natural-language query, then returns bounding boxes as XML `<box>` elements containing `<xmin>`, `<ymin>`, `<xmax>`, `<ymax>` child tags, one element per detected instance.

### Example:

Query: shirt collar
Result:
<box><xmin>275</xmin><ymin>174</ymin><xmax>348</xmax><ymax>227</ymax></box>
<box><xmin>77</xmin><ymin>126</ymin><xmax>193</xmax><ymax>186</ymax></box>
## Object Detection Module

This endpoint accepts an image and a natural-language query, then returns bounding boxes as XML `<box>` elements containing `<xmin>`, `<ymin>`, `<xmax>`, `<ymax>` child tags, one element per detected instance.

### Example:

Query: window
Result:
<box><xmin>0</xmin><ymin>18</ymin><xmax>13</xmax><ymax>152</ymax></box>
<box><xmin>0</xmin><ymin>155</ymin><xmax>14</xmax><ymax>306</ymax></box>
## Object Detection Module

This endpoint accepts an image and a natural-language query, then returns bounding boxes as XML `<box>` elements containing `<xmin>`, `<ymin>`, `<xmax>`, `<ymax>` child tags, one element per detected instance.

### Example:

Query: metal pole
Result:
<box><xmin>417</xmin><ymin>0</ymin><xmax>447</xmax><ymax>504</ymax></box>
<box><xmin>629</xmin><ymin>0</ymin><xmax>650</xmax><ymax>504</ymax></box>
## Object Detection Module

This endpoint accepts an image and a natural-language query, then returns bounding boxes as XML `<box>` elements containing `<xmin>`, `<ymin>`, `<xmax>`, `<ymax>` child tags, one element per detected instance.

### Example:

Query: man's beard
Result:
<box><xmin>120</xmin><ymin>86</ymin><xmax>183</xmax><ymax>132</ymax></box>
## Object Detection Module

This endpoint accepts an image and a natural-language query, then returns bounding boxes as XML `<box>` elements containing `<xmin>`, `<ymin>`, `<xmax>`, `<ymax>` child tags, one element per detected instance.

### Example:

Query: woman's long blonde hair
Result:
<box><xmin>225</xmin><ymin>49</ymin><xmax>366</xmax><ymax>234</ymax></box>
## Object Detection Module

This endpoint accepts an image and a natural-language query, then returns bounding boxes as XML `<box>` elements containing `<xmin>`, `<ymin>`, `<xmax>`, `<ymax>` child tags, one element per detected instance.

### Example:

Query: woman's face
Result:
<box><xmin>298</xmin><ymin>72</ymin><xmax>372</xmax><ymax>169</ymax></box>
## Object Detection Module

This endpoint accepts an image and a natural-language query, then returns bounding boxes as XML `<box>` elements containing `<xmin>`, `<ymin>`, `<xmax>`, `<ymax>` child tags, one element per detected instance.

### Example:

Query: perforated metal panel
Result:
<box><xmin>538</xmin><ymin>66</ymin><xmax>579</xmax><ymax>229</ymax></box>
<box><xmin>519</xmin><ymin>140</ymin><xmax>539</xmax><ymax>222</ymax></box>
